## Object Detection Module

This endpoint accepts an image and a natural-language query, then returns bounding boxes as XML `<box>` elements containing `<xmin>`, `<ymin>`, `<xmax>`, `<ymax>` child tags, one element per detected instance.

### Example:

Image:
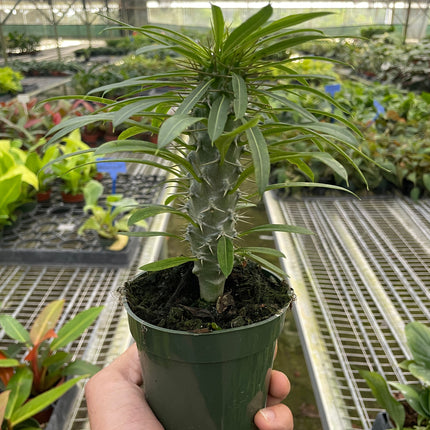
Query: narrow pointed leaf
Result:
<box><xmin>214</xmin><ymin>117</ymin><xmax>260</xmax><ymax>162</ymax></box>
<box><xmin>237</xmin><ymin>247</ymin><xmax>285</xmax><ymax>258</ymax></box>
<box><xmin>211</xmin><ymin>4</ymin><xmax>224</xmax><ymax>50</ymax></box>
<box><xmin>252</xmin><ymin>11</ymin><xmax>332</xmax><ymax>39</ymax></box>
<box><xmin>128</xmin><ymin>205</ymin><xmax>193</xmax><ymax>226</ymax></box>
<box><xmin>63</xmin><ymin>359</ymin><xmax>100</xmax><ymax>377</ymax></box>
<box><xmin>310</xmin><ymin>153</ymin><xmax>349</xmax><ymax>183</ymax></box>
<box><xmin>5</xmin><ymin>367</ymin><xmax>33</xmax><ymax>420</ymax></box>
<box><xmin>0</xmin><ymin>315</ymin><xmax>31</xmax><ymax>345</ymax></box>
<box><xmin>232</xmin><ymin>73</ymin><xmax>247</xmax><ymax>119</ymax></box>
<box><xmin>266</xmin><ymin>182</ymin><xmax>356</xmax><ymax>197</ymax></box>
<box><xmin>208</xmin><ymin>95</ymin><xmax>230</xmax><ymax>142</ymax></box>
<box><xmin>246</xmin><ymin>253</ymin><xmax>287</xmax><ymax>279</ymax></box>
<box><xmin>175</xmin><ymin>79</ymin><xmax>214</xmax><ymax>116</ymax></box>
<box><xmin>140</xmin><ymin>257</ymin><xmax>197</xmax><ymax>272</ymax></box>
<box><xmin>10</xmin><ymin>376</ymin><xmax>84</xmax><ymax>426</ymax></box>
<box><xmin>245</xmin><ymin>125</ymin><xmax>270</xmax><ymax>195</ymax></box>
<box><xmin>240</xmin><ymin>224</ymin><xmax>313</xmax><ymax>237</ymax></box>
<box><xmin>30</xmin><ymin>300</ymin><xmax>64</xmax><ymax>346</ymax></box>
<box><xmin>112</xmin><ymin>97</ymin><xmax>172</xmax><ymax>128</ymax></box>
<box><xmin>50</xmin><ymin>306</ymin><xmax>103</xmax><ymax>351</ymax></box>
<box><xmin>255</xmin><ymin>35</ymin><xmax>328</xmax><ymax>60</ymax></box>
<box><xmin>158</xmin><ymin>115</ymin><xmax>203</xmax><ymax>148</ymax></box>
<box><xmin>361</xmin><ymin>370</ymin><xmax>405</xmax><ymax>430</ymax></box>
<box><xmin>224</xmin><ymin>4</ymin><xmax>272</xmax><ymax>52</ymax></box>
<box><xmin>121</xmin><ymin>231</ymin><xmax>181</xmax><ymax>239</ymax></box>
<box><xmin>217</xmin><ymin>236</ymin><xmax>234</xmax><ymax>277</ymax></box>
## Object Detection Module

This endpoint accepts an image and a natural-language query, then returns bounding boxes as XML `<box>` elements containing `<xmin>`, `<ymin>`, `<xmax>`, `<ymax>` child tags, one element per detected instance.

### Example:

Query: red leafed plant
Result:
<box><xmin>0</xmin><ymin>300</ymin><xmax>102</xmax><ymax>429</ymax></box>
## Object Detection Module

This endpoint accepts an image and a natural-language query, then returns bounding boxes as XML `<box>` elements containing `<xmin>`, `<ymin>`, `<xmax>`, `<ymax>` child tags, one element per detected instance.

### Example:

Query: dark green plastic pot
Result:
<box><xmin>125</xmin><ymin>296</ymin><xmax>289</xmax><ymax>430</ymax></box>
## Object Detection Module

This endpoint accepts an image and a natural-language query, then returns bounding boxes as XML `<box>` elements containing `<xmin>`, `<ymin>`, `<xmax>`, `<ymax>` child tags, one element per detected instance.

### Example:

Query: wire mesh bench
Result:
<box><xmin>264</xmin><ymin>191</ymin><xmax>430</xmax><ymax>430</ymax></box>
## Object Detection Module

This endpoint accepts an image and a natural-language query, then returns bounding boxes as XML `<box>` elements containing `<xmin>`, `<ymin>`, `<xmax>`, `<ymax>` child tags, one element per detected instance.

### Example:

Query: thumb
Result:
<box><xmin>254</xmin><ymin>403</ymin><xmax>294</xmax><ymax>430</ymax></box>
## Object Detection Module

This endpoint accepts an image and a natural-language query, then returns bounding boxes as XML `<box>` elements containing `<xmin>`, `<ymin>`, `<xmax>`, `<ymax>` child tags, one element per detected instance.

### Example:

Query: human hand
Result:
<box><xmin>85</xmin><ymin>343</ymin><xmax>293</xmax><ymax>430</ymax></box>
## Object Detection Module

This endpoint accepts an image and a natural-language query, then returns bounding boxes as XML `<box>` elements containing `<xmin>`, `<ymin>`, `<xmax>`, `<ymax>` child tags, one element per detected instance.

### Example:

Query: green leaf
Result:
<box><xmin>158</xmin><ymin>115</ymin><xmax>203</xmax><ymax>149</ymax></box>
<box><xmin>175</xmin><ymin>79</ymin><xmax>214</xmax><ymax>116</ymax></box>
<box><xmin>390</xmin><ymin>382</ymin><xmax>428</xmax><ymax>419</ymax></box>
<box><xmin>361</xmin><ymin>370</ymin><xmax>405</xmax><ymax>430</ymax></box>
<box><xmin>208</xmin><ymin>94</ymin><xmax>230</xmax><ymax>142</ymax></box>
<box><xmin>423</xmin><ymin>174</ymin><xmax>430</xmax><ymax>192</ymax></box>
<box><xmin>128</xmin><ymin>205</ymin><xmax>194</xmax><ymax>226</ymax></box>
<box><xmin>245</xmin><ymin>253</ymin><xmax>287</xmax><ymax>279</ymax></box>
<box><xmin>5</xmin><ymin>367</ymin><xmax>33</xmax><ymax>420</ymax></box>
<box><xmin>408</xmin><ymin>363</ymin><xmax>430</xmax><ymax>386</ymax></box>
<box><xmin>266</xmin><ymin>182</ymin><xmax>356</xmax><ymax>197</ymax></box>
<box><xmin>405</xmin><ymin>322</ymin><xmax>430</xmax><ymax>368</ymax></box>
<box><xmin>0</xmin><ymin>315</ymin><xmax>31</xmax><ymax>345</ymax></box>
<box><xmin>50</xmin><ymin>306</ymin><xmax>103</xmax><ymax>351</ymax></box>
<box><xmin>245</xmin><ymin>125</ymin><xmax>270</xmax><ymax>195</ymax></box>
<box><xmin>224</xmin><ymin>4</ymin><xmax>272</xmax><ymax>52</ymax></box>
<box><xmin>10</xmin><ymin>376</ymin><xmax>85</xmax><ymax>426</ymax></box>
<box><xmin>217</xmin><ymin>236</ymin><xmax>234</xmax><ymax>278</ymax></box>
<box><xmin>112</xmin><ymin>96</ymin><xmax>173</xmax><ymax>128</ymax></box>
<box><xmin>121</xmin><ymin>231</ymin><xmax>181</xmax><ymax>239</ymax></box>
<box><xmin>63</xmin><ymin>359</ymin><xmax>100</xmax><ymax>377</ymax></box>
<box><xmin>255</xmin><ymin>34</ymin><xmax>328</xmax><ymax>60</ymax></box>
<box><xmin>140</xmin><ymin>257</ymin><xmax>197</xmax><ymax>272</ymax></box>
<box><xmin>239</xmin><ymin>224</ymin><xmax>314</xmax><ymax>237</ymax></box>
<box><xmin>211</xmin><ymin>4</ymin><xmax>224</xmax><ymax>50</ymax></box>
<box><xmin>252</xmin><ymin>11</ymin><xmax>332</xmax><ymax>39</ymax></box>
<box><xmin>311</xmin><ymin>153</ymin><xmax>349</xmax><ymax>183</ymax></box>
<box><xmin>214</xmin><ymin>117</ymin><xmax>260</xmax><ymax>163</ymax></box>
<box><xmin>232</xmin><ymin>73</ymin><xmax>247</xmax><ymax>119</ymax></box>
<box><xmin>0</xmin><ymin>358</ymin><xmax>20</xmax><ymax>367</ymax></box>
<box><xmin>236</xmin><ymin>246</ymin><xmax>285</xmax><ymax>259</ymax></box>
<box><xmin>0</xmin><ymin>175</ymin><xmax>21</xmax><ymax>210</ymax></box>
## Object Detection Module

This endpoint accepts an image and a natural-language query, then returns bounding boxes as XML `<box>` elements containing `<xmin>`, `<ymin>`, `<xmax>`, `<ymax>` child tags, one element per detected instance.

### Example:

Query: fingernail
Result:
<box><xmin>260</xmin><ymin>409</ymin><xmax>276</xmax><ymax>422</ymax></box>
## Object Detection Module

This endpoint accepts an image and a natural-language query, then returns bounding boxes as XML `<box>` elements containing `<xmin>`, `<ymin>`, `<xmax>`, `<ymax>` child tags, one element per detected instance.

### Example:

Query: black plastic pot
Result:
<box><xmin>125</xmin><ymin>291</ymin><xmax>290</xmax><ymax>430</ymax></box>
<box><xmin>372</xmin><ymin>411</ymin><xmax>393</xmax><ymax>430</ymax></box>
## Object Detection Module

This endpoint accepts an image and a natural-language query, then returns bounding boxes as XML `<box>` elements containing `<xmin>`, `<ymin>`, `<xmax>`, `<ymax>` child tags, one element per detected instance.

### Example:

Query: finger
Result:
<box><xmin>105</xmin><ymin>343</ymin><xmax>143</xmax><ymax>386</ymax></box>
<box><xmin>267</xmin><ymin>370</ymin><xmax>291</xmax><ymax>407</ymax></box>
<box><xmin>254</xmin><ymin>403</ymin><xmax>294</xmax><ymax>430</ymax></box>
<box><xmin>85</xmin><ymin>344</ymin><xmax>163</xmax><ymax>430</ymax></box>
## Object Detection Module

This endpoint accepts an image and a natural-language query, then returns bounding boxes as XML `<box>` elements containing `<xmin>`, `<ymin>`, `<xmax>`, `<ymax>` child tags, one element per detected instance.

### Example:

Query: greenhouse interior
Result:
<box><xmin>0</xmin><ymin>1</ymin><xmax>430</xmax><ymax>429</ymax></box>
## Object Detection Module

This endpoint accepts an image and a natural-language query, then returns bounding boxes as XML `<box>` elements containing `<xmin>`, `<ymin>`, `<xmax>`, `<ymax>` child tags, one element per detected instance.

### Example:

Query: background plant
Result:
<box><xmin>0</xmin><ymin>67</ymin><xmax>23</xmax><ymax>94</ymax></box>
<box><xmin>0</xmin><ymin>139</ymin><xmax>38</xmax><ymax>229</ymax></box>
<box><xmin>78</xmin><ymin>179</ymin><xmax>140</xmax><ymax>246</ymax></box>
<box><xmin>6</xmin><ymin>31</ymin><xmax>40</xmax><ymax>55</ymax></box>
<box><xmin>0</xmin><ymin>300</ymin><xmax>102</xmax><ymax>429</ymax></box>
<box><xmin>361</xmin><ymin>322</ymin><xmax>430</xmax><ymax>430</ymax></box>
<box><xmin>271</xmin><ymin>78</ymin><xmax>430</xmax><ymax>199</ymax></box>
<box><xmin>51</xmin><ymin>129</ymin><xmax>97</xmax><ymax>196</ymax></box>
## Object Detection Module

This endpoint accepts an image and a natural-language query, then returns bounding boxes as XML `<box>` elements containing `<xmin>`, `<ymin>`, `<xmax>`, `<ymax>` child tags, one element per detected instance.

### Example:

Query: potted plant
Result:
<box><xmin>78</xmin><ymin>179</ymin><xmax>141</xmax><ymax>250</ymax></box>
<box><xmin>0</xmin><ymin>299</ymin><xmax>102</xmax><ymax>429</ymax></box>
<box><xmin>47</xmin><ymin>5</ymin><xmax>368</xmax><ymax>429</ymax></box>
<box><xmin>361</xmin><ymin>322</ymin><xmax>430</xmax><ymax>430</ymax></box>
<box><xmin>25</xmin><ymin>139</ymin><xmax>61</xmax><ymax>202</ymax></box>
<box><xmin>51</xmin><ymin>129</ymin><xmax>98</xmax><ymax>202</ymax></box>
<box><xmin>0</xmin><ymin>139</ymin><xmax>39</xmax><ymax>232</ymax></box>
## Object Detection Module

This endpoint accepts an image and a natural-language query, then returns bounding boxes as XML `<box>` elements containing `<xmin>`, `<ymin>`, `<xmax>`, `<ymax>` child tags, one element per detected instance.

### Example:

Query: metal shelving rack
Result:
<box><xmin>265</xmin><ymin>192</ymin><xmax>430</xmax><ymax>430</ymax></box>
<box><xmin>0</xmin><ymin>163</ymin><xmax>171</xmax><ymax>430</ymax></box>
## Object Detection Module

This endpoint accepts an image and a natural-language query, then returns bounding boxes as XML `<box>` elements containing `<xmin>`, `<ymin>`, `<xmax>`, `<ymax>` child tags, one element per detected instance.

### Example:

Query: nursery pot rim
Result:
<box><xmin>123</xmin><ymin>295</ymin><xmax>289</xmax><ymax>337</ymax></box>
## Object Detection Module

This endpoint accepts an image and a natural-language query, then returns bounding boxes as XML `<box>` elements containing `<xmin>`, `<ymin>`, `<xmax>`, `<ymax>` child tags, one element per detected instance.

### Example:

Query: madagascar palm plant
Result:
<box><xmin>47</xmin><ymin>4</ymin><xmax>365</xmax><ymax>304</ymax></box>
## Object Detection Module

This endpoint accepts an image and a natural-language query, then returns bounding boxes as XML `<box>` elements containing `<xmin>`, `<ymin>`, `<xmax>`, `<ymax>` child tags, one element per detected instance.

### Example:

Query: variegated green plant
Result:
<box><xmin>46</xmin><ymin>5</ymin><xmax>367</xmax><ymax>302</ymax></box>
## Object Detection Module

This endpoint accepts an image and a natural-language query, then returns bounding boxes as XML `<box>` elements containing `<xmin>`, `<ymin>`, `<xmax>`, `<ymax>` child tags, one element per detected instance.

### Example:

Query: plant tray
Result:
<box><xmin>0</xmin><ymin>173</ymin><xmax>165</xmax><ymax>266</ymax></box>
